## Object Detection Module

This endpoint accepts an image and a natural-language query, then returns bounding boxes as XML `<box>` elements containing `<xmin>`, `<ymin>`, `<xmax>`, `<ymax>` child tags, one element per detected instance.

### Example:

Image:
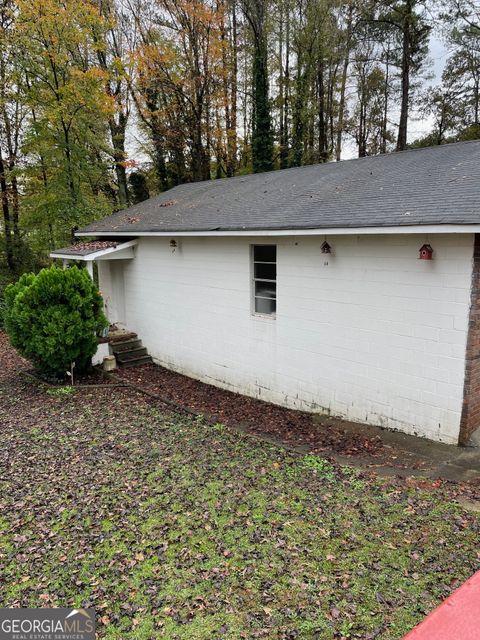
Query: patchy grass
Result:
<box><xmin>46</xmin><ymin>385</ymin><xmax>76</xmax><ymax>397</ymax></box>
<box><xmin>0</xmin><ymin>374</ymin><xmax>479</xmax><ymax>639</ymax></box>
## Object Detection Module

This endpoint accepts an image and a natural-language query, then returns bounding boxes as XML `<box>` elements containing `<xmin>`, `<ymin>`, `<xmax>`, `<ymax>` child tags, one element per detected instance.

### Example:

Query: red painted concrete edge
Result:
<box><xmin>403</xmin><ymin>570</ymin><xmax>480</xmax><ymax>640</ymax></box>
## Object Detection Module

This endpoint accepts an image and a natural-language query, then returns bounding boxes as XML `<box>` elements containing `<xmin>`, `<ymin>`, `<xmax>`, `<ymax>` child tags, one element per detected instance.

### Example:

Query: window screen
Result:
<box><xmin>252</xmin><ymin>245</ymin><xmax>276</xmax><ymax>315</ymax></box>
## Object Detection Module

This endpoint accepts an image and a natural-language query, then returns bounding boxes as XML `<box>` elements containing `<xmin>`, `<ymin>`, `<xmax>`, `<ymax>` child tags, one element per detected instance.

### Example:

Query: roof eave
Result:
<box><xmin>76</xmin><ymin>224</ymin><xmax>480</xmax><ymax>238</ymax></box>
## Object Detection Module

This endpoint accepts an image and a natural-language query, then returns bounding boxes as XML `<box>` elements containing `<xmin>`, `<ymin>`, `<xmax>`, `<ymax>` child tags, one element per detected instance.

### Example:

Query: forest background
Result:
<box><xmin>0</xmin><ymin>0</ymin><xmax>478</xmax><ymax>275</ymax></box>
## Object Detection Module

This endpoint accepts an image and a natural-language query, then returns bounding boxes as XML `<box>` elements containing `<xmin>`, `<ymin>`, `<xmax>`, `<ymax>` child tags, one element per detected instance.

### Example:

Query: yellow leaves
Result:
<box><xmin>16</xmin><ymin>0</ymin><xmax>113</xmax><ymax>119</ymax></box>
<box><xmin>176</xmin><ymin>0</ymin><xmax>222</xmax><ymax>27</ymax></box>
<box><xmin>17</xmin><ymin>0</ymin><xmax>107</xmax><ymax>49</ymax></box>
<box><xmin>83</xmin><ymin>67</ymin><xmax>108</xmax><ymax>81</ymax></box>
<box><xmin>132</xmin><ymin>0</ymin><xmax>226</xmax><ymax>88</ymax></box>
<box><xmin>69</xmin><ymin>68</ymin><xmax>113</xmax><ymax>114</ymax></box>
<box><xmin>135</xmin><ymin>42</ymin><xmax>179</xmax><ymax>78</ymax></box>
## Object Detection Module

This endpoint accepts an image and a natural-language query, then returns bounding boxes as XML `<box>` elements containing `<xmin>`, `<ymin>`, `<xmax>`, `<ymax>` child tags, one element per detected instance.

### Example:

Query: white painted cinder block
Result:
<box><xmin>99</xmin><ymin>234</ymin><xmax>475</xmax><ymax>444</ymax></box>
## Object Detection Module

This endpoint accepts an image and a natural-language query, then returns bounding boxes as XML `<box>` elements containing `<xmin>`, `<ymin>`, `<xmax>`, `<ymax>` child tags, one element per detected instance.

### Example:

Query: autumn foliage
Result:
<box><xmin>0</xmin><ymin>0</ymin><xmax>479</xmax><ymax>274</ymax></box>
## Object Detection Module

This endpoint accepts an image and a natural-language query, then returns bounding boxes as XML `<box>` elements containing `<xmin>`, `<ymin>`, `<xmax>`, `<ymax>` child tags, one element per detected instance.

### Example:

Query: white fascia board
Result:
<box><xmin>49</xmin><ymin>253</ymin><xmax>91</xmax><ymax>261</ymax></box>
<box><xmin>76</xmin><ymin>225</ymin><xmax>480</xmax><ymax>238</ymax></box>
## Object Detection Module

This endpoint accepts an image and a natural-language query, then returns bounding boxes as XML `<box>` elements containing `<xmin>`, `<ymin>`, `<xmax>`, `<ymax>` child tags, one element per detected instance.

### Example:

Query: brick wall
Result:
<box><xmin>459</xmin><ymin>234</ymin><xmax>480</xmax><ymax>444</ymax></box>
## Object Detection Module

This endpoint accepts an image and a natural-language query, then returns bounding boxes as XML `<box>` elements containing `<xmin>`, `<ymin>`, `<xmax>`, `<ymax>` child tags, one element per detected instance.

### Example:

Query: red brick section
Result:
<box><xmin>459</xmin><ymin>234</ymin><xmax>480</xmax><ymax>445</ymax></box>
<box><xmin>402</xmin><ymin>570</ymin><xmax>480</xmax><ymax>639</ymax></box>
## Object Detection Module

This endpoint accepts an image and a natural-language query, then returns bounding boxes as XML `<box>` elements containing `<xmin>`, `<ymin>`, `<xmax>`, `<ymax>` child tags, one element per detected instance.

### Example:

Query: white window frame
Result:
<box><xmin>251</xmin><ymin>244</ymin><xmax>277</xmax><ymax>317</ymax></box>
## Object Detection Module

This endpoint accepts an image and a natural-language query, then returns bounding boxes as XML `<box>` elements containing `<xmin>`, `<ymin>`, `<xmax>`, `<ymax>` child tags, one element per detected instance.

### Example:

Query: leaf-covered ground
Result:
<box><xmin>117</xmin><ymin>363</ymin><xmax>386</xmax><ymax>460</ymax></box>
<box><xmin>0</xmin><ymin>337</ymin><xmax>479</xmax><ymax>639</ymax></box>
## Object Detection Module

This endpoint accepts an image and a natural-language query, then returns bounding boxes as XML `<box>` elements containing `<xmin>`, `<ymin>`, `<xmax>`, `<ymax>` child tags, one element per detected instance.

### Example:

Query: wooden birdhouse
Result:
<box><xmin>419</xmin><ymin>244</ymin><xmax>433</xmax><ymax>260</ymax></box>
<box><xmin>321</xmin><ymin>241</ymin><xmax>332</xmax><ymax>254</ymax></box>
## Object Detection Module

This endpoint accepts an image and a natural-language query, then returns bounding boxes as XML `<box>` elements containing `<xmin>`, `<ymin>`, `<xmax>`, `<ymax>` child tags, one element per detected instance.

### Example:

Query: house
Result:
<box><xmin>51</xmin><ymin>141</ymin><xmax>480</xmax><ymax>446</ymax></box>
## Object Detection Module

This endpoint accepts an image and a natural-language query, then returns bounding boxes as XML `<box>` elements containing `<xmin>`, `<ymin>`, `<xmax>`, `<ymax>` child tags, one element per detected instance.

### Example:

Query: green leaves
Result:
<box><xmin>14</xmin><ymin>0</ymin><xmax>115</xmax><ymax>247</ymax></box>
<box><xmin>4</xmin><ymin>265</ymin><xmax>107</xmax><ymax>377</ymax></box>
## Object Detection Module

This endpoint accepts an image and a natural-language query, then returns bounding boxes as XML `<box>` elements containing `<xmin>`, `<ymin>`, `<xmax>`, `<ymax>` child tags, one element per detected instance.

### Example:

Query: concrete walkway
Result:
<box><xmin>323</xmin><ymin>418</ymin><xmax>480</xmax><ymax>483</ymax></box>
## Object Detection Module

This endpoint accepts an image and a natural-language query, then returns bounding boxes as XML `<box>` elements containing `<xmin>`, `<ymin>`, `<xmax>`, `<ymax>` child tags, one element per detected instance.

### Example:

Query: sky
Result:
<box><xmin>342</xmin><ymin>34</ymin><xmax>449</xmax><ymax>159</ymax></box>
<box><xmin>408</xmin><ymin>36</ymin><xmax>449</xmax><ymax>141</ymax></box>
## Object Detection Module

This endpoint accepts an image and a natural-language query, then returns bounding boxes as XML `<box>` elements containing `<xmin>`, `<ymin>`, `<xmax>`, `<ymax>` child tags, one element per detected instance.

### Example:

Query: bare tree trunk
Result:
<box><xmin>280</xmin><ymin>0</ymin><xmax>290</xmax><ymax>168</ymax></box>
<box><xmin>336</xmin><ymin>5</ymin><xmax>353</xmax><ymax>161</ymax></box>
<box><xmin>204</xmin><ymin>94</ymin><xmax>212</xmax><ymax>181</ymax></box>
<box><xmin>474</xmin><ymin>78</ymin><xmax>479</xmax><ymax>125</ymax></box>
<box><xmin>381</xmin><ymin>45</ymin><xmax>391</xmax><ymax>154</ymax></box>
<box><xmin>327</xmin><ymin>65</ymin><xmax>337</xmax><ymax>155</ymax></box>
<box><xmin>225</xmin><ymin>0</ymin><xmax>238</xmax><ymax>177</ymax></box>
<box><xmin>317</xmin><ymin>60</ymin><xmax>327</xmax><ymax>162</ymax></box>
<box><xmin>0</xmin><ymin>29</ymin><xmax>20</xmax><ymax>267</ymax></box>
<box><xmin>278</xmin><ymin>0</ymin><xmax>285</xmax><ymax>167</ymax></box>
<box><xmin>396</xmin><ymin>0</ymin><xmax>412</xmax><ymax>151</ymax></box>
<box><xmin>110</xmin><ymin>114</ymin><xmax>129</xmax><ymax>207</ymax></box>
<box><xmin>307</xmin><ymin>81</ymin><xmax>315</xmax><ymax>161</ymax></box>
<box><xmin>292</xmin><ymin>61</ymin><xmax>306</xmax><ymax>167</ymax></box>
<box><xmin>0</xmin><ymin>146</ymin><xmax>14</xmax><ymax>271</ymax></box>
<box><xmin>94</xmin><ymin>0</ymin><xmax>131</xmax><ymax>206</ymax></box>
<box><xmin>359</xmin><ymin>100</ymin><xmax>367</xmax><ymax>157</ymax></box>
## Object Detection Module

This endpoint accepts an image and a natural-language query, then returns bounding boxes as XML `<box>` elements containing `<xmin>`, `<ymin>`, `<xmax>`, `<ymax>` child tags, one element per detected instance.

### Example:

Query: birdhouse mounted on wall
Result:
<box><xmin>321</xmin><ymin>241</ymin><xmax>332</xmax><ymax>254</ymax></box>
<box><xmin>419</xmin><ymin>244</ymin><xmax>433</xmax><ymax>260</ymax></box>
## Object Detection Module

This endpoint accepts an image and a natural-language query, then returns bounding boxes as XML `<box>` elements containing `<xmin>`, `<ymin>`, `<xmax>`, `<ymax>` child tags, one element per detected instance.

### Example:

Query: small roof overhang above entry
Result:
<box><xmin>50</xmin><ymin>239</ymin><xmax>137</xmax><ymax>261</ymax></box>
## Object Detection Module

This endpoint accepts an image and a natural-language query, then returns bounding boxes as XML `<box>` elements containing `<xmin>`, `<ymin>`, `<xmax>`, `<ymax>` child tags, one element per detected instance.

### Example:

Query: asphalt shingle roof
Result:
<box><xmin>79</xmin><ymin>141</ymin><xmax>480</xmax><ymax>235</ymax></box>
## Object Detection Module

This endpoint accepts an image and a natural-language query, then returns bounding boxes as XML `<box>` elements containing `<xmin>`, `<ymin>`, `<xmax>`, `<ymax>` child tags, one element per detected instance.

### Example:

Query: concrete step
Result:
<box><xmin>116</xmin><ymin>347</ymin><xmax>148</xmax><ymax>363</ymax></box>
<box><xmin>120</xmin><ymin>355</ymin><xmax>153</xmax><ymax>368</ymax></box>
<box><xmin>109</xmin><ymin>331</ymin><xmax>137</xmax><ymax>343</ymax></box>
<box><xmin>112</xmin><ymin>338</ymin><xmax>142</xmax><ymax>353</ymax></box>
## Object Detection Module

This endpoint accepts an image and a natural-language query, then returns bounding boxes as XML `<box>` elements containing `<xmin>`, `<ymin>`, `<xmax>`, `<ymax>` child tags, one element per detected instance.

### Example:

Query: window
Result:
<box><xmin>252</xmin><ymin>245</ymin><xmax>276</xmax><ymax>315</ymax></box>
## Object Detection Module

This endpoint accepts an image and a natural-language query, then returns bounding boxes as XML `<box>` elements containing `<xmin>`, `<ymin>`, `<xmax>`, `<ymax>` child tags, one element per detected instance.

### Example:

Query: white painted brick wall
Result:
<box><xmin>100</xmin><ymin>233</ymin><xmax>475</xmax><ymax>444</ymax></box>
